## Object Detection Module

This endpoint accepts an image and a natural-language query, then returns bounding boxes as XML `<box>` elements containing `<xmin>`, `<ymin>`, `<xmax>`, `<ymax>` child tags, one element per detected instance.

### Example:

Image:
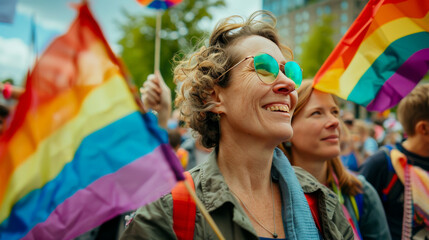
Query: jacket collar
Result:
<box><xmin>193</xmin><ymin>148</ymin><xmax>320</xmax><ymax>239</ymax></box>
<box><xmin>293</xmin><ymin>166</ymin><xmax>338</xmax><ymax>220</ymax></box>
<box><xmin>195</xmin><ymin>149</ymin><xmax>234</xmax><ymax>212</ymax></box>
<box><xmin>195</xmin><ymin>149</ymin><xmax>257</xmax><ymax>235</ymax></box>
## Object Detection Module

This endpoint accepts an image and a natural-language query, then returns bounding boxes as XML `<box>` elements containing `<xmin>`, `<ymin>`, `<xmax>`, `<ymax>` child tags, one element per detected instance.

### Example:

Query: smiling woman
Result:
<box><xmin>279</xmin><ymin>80</ymin><xmax>391</xmax><ymax>240</ymax></box>
<box><xmin>122</xmin><ymin>11</ymin><xmax>353</xmax><ymax>240</ymax></box>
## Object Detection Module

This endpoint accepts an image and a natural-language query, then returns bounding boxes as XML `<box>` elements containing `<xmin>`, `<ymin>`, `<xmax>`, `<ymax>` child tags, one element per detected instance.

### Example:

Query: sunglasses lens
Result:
<box><xmin>284</xmin><ymin>61</ymin><xmax>302</xmax><ymax>89</ymax></box>
<box><xmin>254</xmin><ymin>54</ymin><xmax>279</xmax><ymax>84</ymax></box>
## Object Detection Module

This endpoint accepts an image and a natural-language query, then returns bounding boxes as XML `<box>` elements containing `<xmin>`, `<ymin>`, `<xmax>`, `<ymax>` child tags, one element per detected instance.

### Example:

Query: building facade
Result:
<box><xmin>263</xmin><ymin>0</ymin><xmax>367</xmax><ymax>57</ymax></box>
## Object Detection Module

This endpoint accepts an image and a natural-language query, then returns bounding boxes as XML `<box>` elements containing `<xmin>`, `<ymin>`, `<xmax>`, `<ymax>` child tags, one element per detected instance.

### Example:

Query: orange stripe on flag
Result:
<box><xmin>136</xmin><ymin>0</ymin><xmax>152</xmax><ymax>5</ymax></box>
<box><xmin>313</xmin><ymin>0</ymin><xmax>429</xmax><ymax>85</ymax></box>
<box><xmin>364</xmin><ymin>0</ymin><xmax>429</xmax><ymax>39</ymax></box>
<box><xmin>0</xmin><ymin>48</ymin><xmax>120</xmax><ymax>206</ymax></box>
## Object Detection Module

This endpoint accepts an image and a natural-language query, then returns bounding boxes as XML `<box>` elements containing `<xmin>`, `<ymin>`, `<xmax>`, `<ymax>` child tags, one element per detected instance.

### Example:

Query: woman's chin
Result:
<box><xmin>325</xmin><ymin>149</ymin><xmax>341</xmax><ymax>160</ymax></box>
<box><xmin>276</xmin><ymin>131</ymin><xmax>294</xmax><ymax>145</ymax></box>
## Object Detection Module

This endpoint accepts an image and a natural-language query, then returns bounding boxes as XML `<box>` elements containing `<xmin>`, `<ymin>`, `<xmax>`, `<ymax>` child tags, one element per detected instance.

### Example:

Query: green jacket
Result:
<box><xmin>294</xmin><ymin>167</ymin><xmax>354</xmax><ymax>239</ymax></box>
<box><xmin>121</xmin><ymin>149</ymin><xmax>353</xmax><ymax>240</ymax></box>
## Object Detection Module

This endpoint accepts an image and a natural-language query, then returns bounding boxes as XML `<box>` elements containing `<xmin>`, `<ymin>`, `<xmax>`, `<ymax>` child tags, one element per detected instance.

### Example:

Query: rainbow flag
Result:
<box><xmin>313</xmin><ymin>0</ymin><xmax>429</xmax><ymax>111</ymax></box>
<box><xmin>0</xmin><ymin>3</ymin><xmax>183</xmax><ymax>240</ymax></box>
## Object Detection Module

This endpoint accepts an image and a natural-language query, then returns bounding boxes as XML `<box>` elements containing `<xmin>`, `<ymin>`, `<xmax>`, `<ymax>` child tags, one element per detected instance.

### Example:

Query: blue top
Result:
<box><xmin>340</xmin><ymin>152</ymin><xmax>359</xmax><ymax>172</ymax></box>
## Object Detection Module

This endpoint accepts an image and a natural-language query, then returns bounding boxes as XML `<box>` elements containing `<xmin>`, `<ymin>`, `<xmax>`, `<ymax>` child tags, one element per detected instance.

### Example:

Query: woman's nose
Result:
<box><xmin>272</xmin><ymin>73</ymin><xmax>296</xmax><ymax>95</ymax></box>
<box><xmin>327</xmin><ymin>115</ymin><xmax>340</xmax><ymax>129</ymax></box>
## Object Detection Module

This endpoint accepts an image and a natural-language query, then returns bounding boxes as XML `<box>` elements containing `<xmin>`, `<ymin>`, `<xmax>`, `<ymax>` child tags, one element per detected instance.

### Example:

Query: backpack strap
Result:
<box><xmin>380</xmin><ymin>146</ymin><xmax>399</xmax><ymax>201</ymax></box>
<box><xmin>172</xmin><ymin>171</ymin><xmax>196</xmax><ymax>240</ymax></box>
<box><xmin>381</xmin><ymin>145</ymin><xmax>395</xmax><ymax>172</ymax></box>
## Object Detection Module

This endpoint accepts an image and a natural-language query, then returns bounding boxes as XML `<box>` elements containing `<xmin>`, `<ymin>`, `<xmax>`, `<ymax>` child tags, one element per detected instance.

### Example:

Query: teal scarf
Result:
<box><xmin>272</xmin><ymin>148</ymin><xmax>321</xmax><ymax>239</ymax></box>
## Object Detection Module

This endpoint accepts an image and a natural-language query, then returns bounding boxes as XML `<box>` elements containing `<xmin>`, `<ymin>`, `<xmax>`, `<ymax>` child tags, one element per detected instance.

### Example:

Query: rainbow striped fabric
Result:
<box><xmin>0</xmin><ymin>3</ymin><xmax>183</xmax><ymax>240</ymax></box>
<box><xmin>391</xmin><ymin>149</ymin><xmax>429</xmax><ymax>236</ymax></box>
<box><xmin>313</xmin><ymin>0</ymin><xmax>429</xmax><ymax>111</ymax></box>
<box><xmin>136</xmin><ymin>0</ymin><xmax>182</xmax><ymax>10</ymax></box>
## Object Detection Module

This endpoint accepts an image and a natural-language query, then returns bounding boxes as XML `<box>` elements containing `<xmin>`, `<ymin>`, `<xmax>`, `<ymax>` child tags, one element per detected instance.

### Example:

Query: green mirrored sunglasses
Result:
<box><xmin>217</xmin><ymin>53</ymin><xmax>303</xmax><ymax>88</ymax></box>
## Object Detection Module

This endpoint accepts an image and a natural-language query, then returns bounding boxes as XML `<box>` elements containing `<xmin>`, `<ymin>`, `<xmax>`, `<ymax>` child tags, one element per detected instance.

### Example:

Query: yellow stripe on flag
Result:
<box><xmin>315</xmin><ymin>13</ymin><xmax>429</xmax><ymax>98</ymax></box>
<box><xmin>0</xmin><ymin>74</ymin><xmax>138</xmax><ymax>223</ymax></box>
<box><xmin>338</xmin><ymin>13</ymin><xmax>429</xmax><ymax>98</ymax></box>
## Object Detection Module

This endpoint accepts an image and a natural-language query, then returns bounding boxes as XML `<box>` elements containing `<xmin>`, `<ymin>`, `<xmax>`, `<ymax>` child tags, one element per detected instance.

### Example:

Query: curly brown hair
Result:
<box><xmin>174</xmin><ymin>10</ymin><xmax>293</xmax><ymax>148</ymax></box>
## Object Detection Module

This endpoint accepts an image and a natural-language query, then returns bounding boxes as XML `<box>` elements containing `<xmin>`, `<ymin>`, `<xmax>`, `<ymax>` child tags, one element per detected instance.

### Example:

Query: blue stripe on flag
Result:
<box><xmin>0</xmin><ymin>111</ymin><xmax>167</xmax><ymax>239</ymax></box>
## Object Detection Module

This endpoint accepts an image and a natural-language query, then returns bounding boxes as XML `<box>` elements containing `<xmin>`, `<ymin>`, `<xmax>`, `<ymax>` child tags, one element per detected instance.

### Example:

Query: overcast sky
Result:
<box><xmin>0</xmin><ymin>0</ymin><xmax>262</xmax><ymax>85</ymax></box>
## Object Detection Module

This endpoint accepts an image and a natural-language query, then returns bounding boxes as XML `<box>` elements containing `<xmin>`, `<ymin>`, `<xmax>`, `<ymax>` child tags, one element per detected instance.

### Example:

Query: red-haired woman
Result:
<box><xmin>279</xmin><ymin>80</ymin><xmax>391</xmax><ymax>240</ymax></box>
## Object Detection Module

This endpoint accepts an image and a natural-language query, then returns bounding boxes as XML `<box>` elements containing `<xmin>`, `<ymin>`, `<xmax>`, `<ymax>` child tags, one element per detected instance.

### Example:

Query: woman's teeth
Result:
<box><xmin>266</xmin><ymin>105</ymin><xmax>289</xmax><ymax>113</ymax></box>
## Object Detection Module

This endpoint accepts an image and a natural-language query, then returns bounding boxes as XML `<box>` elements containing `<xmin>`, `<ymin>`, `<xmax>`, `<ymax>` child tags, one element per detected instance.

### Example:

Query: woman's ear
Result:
<box><xmin>211</xmin><ymin>85</ymin><xmax>226</xmax><ymax>114</ymax></box>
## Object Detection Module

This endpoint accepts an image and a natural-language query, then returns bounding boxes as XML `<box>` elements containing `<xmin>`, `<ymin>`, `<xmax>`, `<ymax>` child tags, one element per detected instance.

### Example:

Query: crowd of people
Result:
<box><xmin>1</xmin><ymin>9</ymin><xmax>428</xmax><ymax>240</ymax></box>
<box><xmin>0</xmin><ymin>82</ymin><xmax>24</xmax><ymax>136</ymax></box>
<box><xmin>124</xmin><ymin>10</ymin><xmax>428</xmax><ymax>240</ymax></box>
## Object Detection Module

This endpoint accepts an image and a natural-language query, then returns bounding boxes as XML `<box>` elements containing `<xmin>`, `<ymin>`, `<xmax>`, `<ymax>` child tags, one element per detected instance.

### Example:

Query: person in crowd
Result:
<box><xmin>382</xmin><ymin>129</ymin><xmax>402</xmax><ymax>148</ymax></box>
<box><xmin>0</xmin><ymin>104</ymin><xmax>10</xmax><ymax>135</ymax></box>
<box><xmin>0</xmin><ymin>82</ymin><xmax>25</xmax><ymax>100</ymax></box>
<box><xmin>340</xmin><ymin>118</ymin><xmax>364</xmax><ymax>172</ymax></box>
<box><xmin>181</xmin><ymin>132</ymin><xmax>213</xmax><ymax>170</ymax></box>
<box><xmin>353</xmin><ymin>120</ymin><xmax>379</xmax><ymax>160</ymax></box>
<box><xmin>373</xmin><ymin>117</ymin><xmax>386</xmax><ymax>145</ymax></box>
<box><xmin>360</xmin><ymin>84</ymin><xmax>429</xmax><ymax>239</ymax></box>
<box><xmin>340</xmin><ymin>110</ymin><xmax>365</xmax><ymax>171</ymax></box>
<box><xmin>342</xmin><ymin>111</ymin><xmax>355</xmax><ymax>131</ymax></box>
<box><xmin>168</xmin><ymin>128</ymin><xmax>189</xmax><ymax>169</ymax></box>
<box><xmin>381</xmin><ymin>114</ymin><xmax>404</xmax><ymax>148</ymax></box>
<box><xmin>279</xmin><ymin>80</ymin><xmax>391</xmax><ymax>240</ymax></box>
<box><xmin>121</xmin><ymin>11</ymin><xmax>352</xmax><ymax>239</ymax></box>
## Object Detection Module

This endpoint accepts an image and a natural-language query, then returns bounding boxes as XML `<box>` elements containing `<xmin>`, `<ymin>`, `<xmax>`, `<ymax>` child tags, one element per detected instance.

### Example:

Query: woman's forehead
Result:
<box><xmin>305</xmin><ymin>90</ymin><xmax>337</xmax><ymax>108</ymax></box>
<box><xmin>231</xmin><ymin>35</ymin><xmax>285</xmax><ymax>61</ymax></box>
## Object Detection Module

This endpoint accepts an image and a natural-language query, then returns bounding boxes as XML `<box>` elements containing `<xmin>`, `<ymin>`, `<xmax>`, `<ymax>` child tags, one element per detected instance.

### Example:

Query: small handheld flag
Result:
<box><xmin>135</xmin><ymin>0</ymin><xmax>183</xmax><ymax>72</ymax></box>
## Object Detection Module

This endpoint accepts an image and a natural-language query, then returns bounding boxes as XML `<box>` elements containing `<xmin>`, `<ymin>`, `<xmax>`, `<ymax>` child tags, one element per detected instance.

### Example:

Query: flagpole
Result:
<box><xmin>154</xmin><ymin>11</ymin><xmax>162</xmax><ymax>72</ymax></box>
<box><xmin>30</xmin><ymin>14</ymin><xmax>38</xmax><ymax>71</ymax></box>
<box><xmin>183</xmin><ymin>181</ymin><xmax>225</xmax><ymax>240</ymax></box>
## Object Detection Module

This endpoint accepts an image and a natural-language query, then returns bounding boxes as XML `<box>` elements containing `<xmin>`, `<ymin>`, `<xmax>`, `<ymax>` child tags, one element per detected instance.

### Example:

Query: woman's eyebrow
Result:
<box><xmin>307</xmin><ymin>106</ymin><xmax>323</xmax><ymax>112</ymax></box>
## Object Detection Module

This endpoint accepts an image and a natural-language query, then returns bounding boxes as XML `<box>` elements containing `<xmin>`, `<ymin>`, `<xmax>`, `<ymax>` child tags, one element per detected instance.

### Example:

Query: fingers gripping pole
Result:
<box><xmin>183</xmin><ymin>181</ymin><xmax>226</xmax><ymax>240</ymax></box>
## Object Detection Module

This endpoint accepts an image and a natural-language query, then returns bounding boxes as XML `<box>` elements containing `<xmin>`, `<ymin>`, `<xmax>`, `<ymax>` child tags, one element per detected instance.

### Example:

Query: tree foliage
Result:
<box><xmin>118</xmin><ymin>0</ymin><xmax>225</xmax><ymax>99</ymax></box>
<box><xmin>299</xmin><ymin>14</ymin><xmax>335</xmax><ymax>79</ymax></box>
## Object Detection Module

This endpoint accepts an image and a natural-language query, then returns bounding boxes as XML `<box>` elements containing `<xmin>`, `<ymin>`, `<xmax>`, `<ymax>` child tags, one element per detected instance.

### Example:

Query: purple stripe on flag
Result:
<box><xmin>144</xmin><ymin>113</ymin><xmax>185</xmax><ymax>182</ymax></box>
<box><xmin>367</xmin><ymin>48</ymin><xmax>429</xmax><ymax>111</ymax></box>
<box><xmin>23</xmin><ymin>144</ymin><xmax>179</xmax><ymax>240</ymax></box>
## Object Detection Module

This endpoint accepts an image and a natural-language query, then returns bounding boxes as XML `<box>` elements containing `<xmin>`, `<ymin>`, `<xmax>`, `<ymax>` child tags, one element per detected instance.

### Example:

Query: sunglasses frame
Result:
<box><xmin>216</xmin><ymin>53</ymin><xmax>302</xmax><ymax>87</ymax></box>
